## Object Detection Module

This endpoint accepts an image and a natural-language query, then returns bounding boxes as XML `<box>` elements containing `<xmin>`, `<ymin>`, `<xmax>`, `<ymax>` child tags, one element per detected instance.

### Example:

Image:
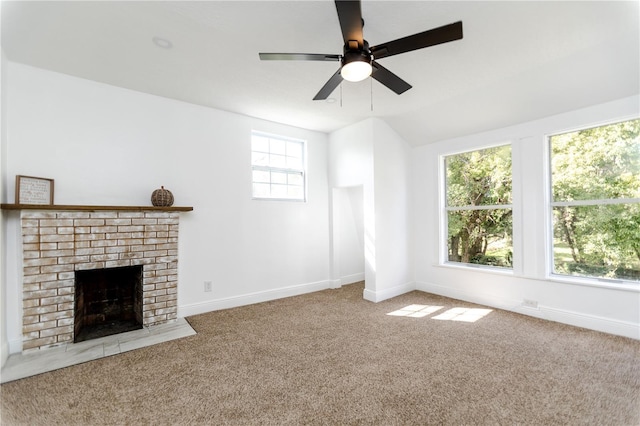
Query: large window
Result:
<box><xmin>549</xmin><ymin>119</ymin><xmax>640</xmax><ymax>282</ymax></box>
<box><xmin>444</xmin><ymin>144</ymin><xmax>513</xmax><ymax>268</ymax></box>
<box><xmin>251</xmin><ymin>132</ymin><xmax>306</xmax><ymax>201</ymax></box>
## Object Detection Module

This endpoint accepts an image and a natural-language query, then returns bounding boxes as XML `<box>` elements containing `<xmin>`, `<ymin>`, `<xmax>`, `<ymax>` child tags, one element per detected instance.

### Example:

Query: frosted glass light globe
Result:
<box><xmin>341</xmin><ymin>61</ymin><xmax>372</xmax><ymax>82</ymax></box>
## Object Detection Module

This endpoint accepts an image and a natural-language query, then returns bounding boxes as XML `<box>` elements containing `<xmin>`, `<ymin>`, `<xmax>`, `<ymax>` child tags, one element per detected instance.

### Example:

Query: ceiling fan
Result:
<box><xmin>259</xmin><ymin>0</ymin><xmax>463</xmax><ymax>101</ymax></box>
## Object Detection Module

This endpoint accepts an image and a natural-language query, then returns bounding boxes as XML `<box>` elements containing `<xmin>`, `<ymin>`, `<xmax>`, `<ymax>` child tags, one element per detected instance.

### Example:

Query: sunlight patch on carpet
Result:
<box><xmin>432</xmin><ymin>307</ymin><xmax>493</xmax><ymax>323</ymax></box>
<box><xmin>387</xmin><ymin>304</ymin><xmax>444</xmax><ymax>318</ymax></box>
<box><xmin>387</xmin><ymin>305</ymin><xmax>493</xmax><ymax>322</ymax></box>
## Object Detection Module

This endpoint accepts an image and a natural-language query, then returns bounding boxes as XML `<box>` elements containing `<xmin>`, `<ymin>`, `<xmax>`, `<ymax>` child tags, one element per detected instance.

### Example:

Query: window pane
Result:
<box><xmin>270</xmin><ymin>139</ymin><xmax>286</xmax><ymax>155</ymax></box>
<box><xmin>288</xmin><ymin>186</ymin><xmax>304</xmax><ymax>200</ymax></box>
<box><xmin>552</xmin><ymin>204</ymin><xmax>640</xmax><ymax>281</ymax></box>
<box><xmin>447</xmin><ymin>209</ymin><xmax>513</xmax><ymax>268</ymax></box>
<box><xmin>287</xmin><ymin>156</ymin><xmax>302</xmax><ymax>170</ymax></box>
<box><xmin>252</xmin><ymin>170</ymin><xmax>270</xmax><ymax>183</ymax></box>
<box><xmin>551</xmin><ymin>119</ymin><xmax>640</xmax><ymax>201</ymax></box>
<box><xmin>252</xmin><ymin>152</ymin><xmax>268</xmax><ymax>167</ymax></box>
<box><xmin>287</xmin><ymin>141</ymin><xmax>303</xmax><ymax>158</ymax></box>
<box><xmin>271</xmin><ymin>171</ymin><xmax>287</xmax><ymax>184</ymax></box>
<box><xmin>253</xmin><ymin>183</ymin><xmax>270</xmax><ymax>198</ymax></box>
<box><xmin>271</xmin><ymin>184</ymin><xmax>288</xmax><ymax>198</ymax></box>
<box><xmin>251</xmin><ymin>132</ymin><xmax>306</xmax><ymax>201</ymax></box>
<box><xmin>252</xmin><ymin>135</ymin><xmax>269</xmax><ymax>153</ymax></box>
<box><xmin>446</xmin><ymin>145</ymin><xmax>512</xmax><ymax>207</ymax></box>
<box><xmin>444</xmin><ymin>144</ymin><xmax>512</xmax><ymax>270</ymax></box>
<box><xmin>288</xmin><ymin>173</ymin><xmax>303</xmax><ymax>186</ymax></box>
<box><xmin>270</xmin><ymin>154</ymin><xmax>286</xmax><ymax>168</ymax></box>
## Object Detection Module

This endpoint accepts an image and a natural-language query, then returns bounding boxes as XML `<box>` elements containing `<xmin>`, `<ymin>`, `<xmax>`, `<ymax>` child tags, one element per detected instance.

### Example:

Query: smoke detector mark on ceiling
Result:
<box><xmin>152</xmin><ymin>36</ymin><xmax>173</xmax><ymax>49</ymax></box>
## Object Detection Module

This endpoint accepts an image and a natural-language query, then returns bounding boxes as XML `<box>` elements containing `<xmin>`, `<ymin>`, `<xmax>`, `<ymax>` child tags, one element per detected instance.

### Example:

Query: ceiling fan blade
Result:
<box><xmin>313</xmin><ymin>68</ymin><xmax>344</xmax><ymax>100</ymax></box>
<box><xmin>335</xmin><ymin>0</ymin><xmax>364</xmax><ymax>47</ymax></box>
<box><xmin>259</xmin><ymin>53</ymin><xmax>340</xmax><ymax>61</ymax></box>
<box><xmin>371</xmin><ymin>21</ymin><xmax>463</xmax><ymax>60</ymax></box>
<box><xmin>371</xmin><ymin>61</ymin><xmax>412</xmax><ymax>95</ymax></box>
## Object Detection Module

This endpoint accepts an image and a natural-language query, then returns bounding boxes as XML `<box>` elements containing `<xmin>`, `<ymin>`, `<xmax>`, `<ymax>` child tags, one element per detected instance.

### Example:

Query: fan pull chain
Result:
<box><xmin>370</xmin><ymin>77</ymin><xmax>373</xmax><ymax>112</ymax></box>
<box><xmin>340</xmin><ymin>82</ymin><xmax>343</xmax><ymax>107</ymax></box>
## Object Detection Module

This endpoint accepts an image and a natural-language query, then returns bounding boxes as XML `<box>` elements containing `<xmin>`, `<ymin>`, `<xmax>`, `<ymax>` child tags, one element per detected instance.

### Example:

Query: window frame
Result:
<box><xmin>545</xmin><ymin>118</ymin><xmax>640</xmax><ymax>285</ymax></box>
<box><xmin>440</xmin><ymin>142</ymin><xmax>514</xmax><ymax>271</ymax></box>
<box><xmin>251</xmin><ymin>131</ymin><xmax>307</xmax><ymax>202</ymax></box>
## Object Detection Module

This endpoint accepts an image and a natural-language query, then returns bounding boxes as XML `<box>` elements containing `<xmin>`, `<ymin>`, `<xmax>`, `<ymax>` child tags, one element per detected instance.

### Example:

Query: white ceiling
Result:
<box><xmin>2</xmin><ymin>1</ymin><xmax>638</xmax><ymax>146</ymax></box>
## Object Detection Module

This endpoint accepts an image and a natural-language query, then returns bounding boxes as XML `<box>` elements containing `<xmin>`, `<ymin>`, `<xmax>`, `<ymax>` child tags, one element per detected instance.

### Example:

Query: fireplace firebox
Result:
<box><xmin>74</xmin><ymin>266</ymin><xmax>144</xmax><ymax>343</ymax></box>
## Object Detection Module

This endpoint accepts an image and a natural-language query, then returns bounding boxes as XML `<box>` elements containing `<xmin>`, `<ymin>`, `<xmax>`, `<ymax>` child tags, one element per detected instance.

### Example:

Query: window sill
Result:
<box><xmin>438</xmin><ymin>261</ymin><xmax>514</xmax><ymax>276</ymax></box>
<box><xmin>547</xmin><ymin>275</ymin><xmax>640</xmax><ymax>293</ymax></box>
<box><xmin>435</xmin><ymin>262</ymin><xmax>639</xmax><ymax>292</ymax></box>
<box><xmin>251</xmin><ymin>197</ymin><xmax>306</xmax><ymax>203</ymax></box>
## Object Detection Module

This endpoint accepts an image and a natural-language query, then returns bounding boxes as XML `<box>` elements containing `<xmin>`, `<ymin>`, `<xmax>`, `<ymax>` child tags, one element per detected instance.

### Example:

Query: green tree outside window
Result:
<box><xmin>550</xmin><ymin>119</ymin><xmax>640</xmax><ymax>282</ymax></box>
<box><xmin>445</xmin><ymin>145</ymin><xmax>513</xmax><ymax>268</ymax></box>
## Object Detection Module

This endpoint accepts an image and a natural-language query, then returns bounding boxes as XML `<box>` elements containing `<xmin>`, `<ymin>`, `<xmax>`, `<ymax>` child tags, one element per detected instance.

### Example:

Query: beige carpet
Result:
<box><xmin>1</xmin><ymin>282</ymin><xmax>639</xmax><ymax>425</ymax></box>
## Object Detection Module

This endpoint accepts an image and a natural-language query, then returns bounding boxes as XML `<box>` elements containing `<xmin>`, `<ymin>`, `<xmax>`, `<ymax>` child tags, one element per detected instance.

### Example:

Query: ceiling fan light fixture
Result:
<box><xmin>341</xmin><ymin>47</ymin><xmax>372</xmax><ymax>82</ymax></box>
<box><xmin>341</xmin><ymin>59</ymin><xmax>372</xmax><ymax>82</ymax></box>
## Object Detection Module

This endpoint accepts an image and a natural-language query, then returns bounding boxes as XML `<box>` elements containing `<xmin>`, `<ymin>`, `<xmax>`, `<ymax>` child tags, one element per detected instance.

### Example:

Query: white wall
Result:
<box><xmin>0</xmin><ymin>44</ymin><xmax>8</xmax><ymax>365</ymax></box>
<box><xmin>2</xmin><ymin>62</ymin><xmax>331</xmax><ymax>352</ymax></box>
<box><xmin>329</xmin><ymin>119</ymin><xmax>376</xmax><ymax>293</ymax></box>
<box><xmin>413</xmin><ymin>95</ymin><xmax>640</xmax><ymax>339</ymax></box>
<box><xmin>370</xmin><ymin>119</ymin><xmax>413</xmax><ymax>301</ymax></box>
<box><xmin>331</xmin><ymin>186</ymin><xmax>364</xmax><ymax>286</ymax></box>
<box><xmin>329</xmin><ymin>118</ymin><xmax>413</xmax><ymax>302</ymax></box>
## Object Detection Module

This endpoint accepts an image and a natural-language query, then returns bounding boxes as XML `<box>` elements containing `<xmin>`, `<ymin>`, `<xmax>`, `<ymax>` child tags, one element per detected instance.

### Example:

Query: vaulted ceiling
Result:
<box><xmin>2</xmin><ymin>1</ymin><xmax>638</xmax><ymax>146</ymax></box>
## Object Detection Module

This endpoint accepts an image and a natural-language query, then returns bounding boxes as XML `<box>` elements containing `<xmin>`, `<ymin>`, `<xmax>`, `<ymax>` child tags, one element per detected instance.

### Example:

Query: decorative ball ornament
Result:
<box><xmin>151</xmin><ymin>186</ymin><xmax>174</xmax><ymax>207</ymax></box>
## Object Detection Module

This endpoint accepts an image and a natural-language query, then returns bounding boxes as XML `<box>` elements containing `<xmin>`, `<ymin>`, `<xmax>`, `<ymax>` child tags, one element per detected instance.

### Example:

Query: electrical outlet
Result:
<box><xmin>522</xmin><ymin>299</ymin><xmax>538</xmax><ymax>309</ymax></box>
<box><xmin>204</xmin><ymin>281</ymin><xmax>212</xmax><ymax>292</ymax></box>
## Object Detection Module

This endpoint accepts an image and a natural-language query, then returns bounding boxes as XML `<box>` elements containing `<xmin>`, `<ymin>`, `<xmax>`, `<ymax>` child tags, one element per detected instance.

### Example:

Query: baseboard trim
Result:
<box><xmin>341</xmin><ymin>272</ymin><xmax>364</xmax><ymax>286</ymax></box>
<box><xmin>1</xmin><ymin>340</ymin><xmax>9</xmax><ymax>368</ymax></box>
<box><xmin>178</xmin><ymin>280</ymin><xmax>331</xmax><ymax>318</ymax></box>
<box><xmin>512</xmin><ymin>305</ymin><xmax>640</xmax><ymax>340</ymax></box>
<box><xmin>416</xmin><ymin>281</ymin><xmax>639</xmax><ymax>340</ymax></box>
<box><xmin>363</xmin><ymin>281</ymin><xmax>415</xmax><ymax>303</ymax></box>
<box><xmin>416</xmin><ymin>281</ymin><xmax>517</xmax><ymax>311</ymax></box>
<box><xmin>7</xmin><ymin>338</ymin><xmax>22</xmax><ymax>355</ymax></box>
<box><xmin>329</xmin><ymin>279</ymin><xmax>341</xmax><ymax>289</ymax></box>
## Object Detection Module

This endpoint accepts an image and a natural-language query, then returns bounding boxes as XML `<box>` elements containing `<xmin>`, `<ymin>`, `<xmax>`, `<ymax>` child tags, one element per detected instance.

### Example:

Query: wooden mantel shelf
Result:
<box><xmin>1</xmin><ymin>204</ymin><xmax>193</xmax><ymax>212</ymax></box>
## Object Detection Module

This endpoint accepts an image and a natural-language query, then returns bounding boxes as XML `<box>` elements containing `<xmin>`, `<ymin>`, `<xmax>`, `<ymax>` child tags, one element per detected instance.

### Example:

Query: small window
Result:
<box><xmin>251</xmin><ymin>132</ymin><xmax>306</xmax><ymax>201</ymax></box>
<box><xmin>549</xmin><ymin>118</ymin><xmax>640</xmax><ymax>282</ymax></box>
<box><xmin>444</xmin><ymin>144</ymin><xmax>513</xmax><ymax>268</ymax></box>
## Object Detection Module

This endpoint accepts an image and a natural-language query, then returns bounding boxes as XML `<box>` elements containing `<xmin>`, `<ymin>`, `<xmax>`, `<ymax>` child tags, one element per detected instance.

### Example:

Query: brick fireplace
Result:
<box><xmin>19</xmin><ymin>209</ymin><xmax>183</xmax><ymax>351</ymax></box>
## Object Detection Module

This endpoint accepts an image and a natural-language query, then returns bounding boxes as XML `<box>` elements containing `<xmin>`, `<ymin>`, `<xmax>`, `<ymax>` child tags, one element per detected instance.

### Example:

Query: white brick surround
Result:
<box><xmin>20</xmin><ymin>210</ymin><xmax>180</xmax><ymax>351</ymax></box>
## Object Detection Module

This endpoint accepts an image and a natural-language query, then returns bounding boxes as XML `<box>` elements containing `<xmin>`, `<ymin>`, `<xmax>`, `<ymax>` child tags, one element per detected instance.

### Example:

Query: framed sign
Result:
<box><xmin>16</xmin><ymin>175</ymin><xmax>54</xmax><ymax>205</ymax></box>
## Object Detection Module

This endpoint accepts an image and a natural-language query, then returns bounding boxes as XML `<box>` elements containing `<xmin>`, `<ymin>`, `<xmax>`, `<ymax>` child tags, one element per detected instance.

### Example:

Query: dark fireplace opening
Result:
<box><xmin>74</xmin><ymin>265</ymin><xmax>143</xmax><ymax>343</ymax></box>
